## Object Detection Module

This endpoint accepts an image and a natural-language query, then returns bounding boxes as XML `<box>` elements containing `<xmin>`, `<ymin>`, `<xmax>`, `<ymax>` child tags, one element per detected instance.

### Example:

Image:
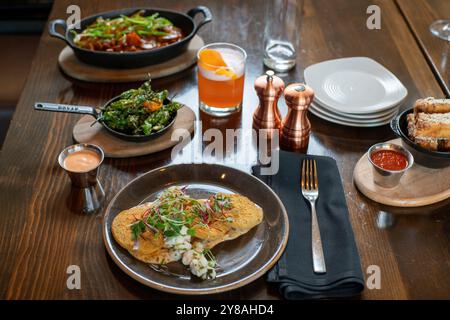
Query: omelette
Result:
<box><xmin>111</xmin><ymin>187</ymin><xmax>263</xmax><ymax>279</ymax></box>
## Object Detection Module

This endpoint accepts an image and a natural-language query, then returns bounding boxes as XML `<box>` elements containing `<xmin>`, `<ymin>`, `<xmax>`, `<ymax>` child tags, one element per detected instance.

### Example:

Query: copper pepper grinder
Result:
<box><xmin>253</xmin><ymin>70</ymin><xmax>285</xmax><ymax>139</ymax></box>
<box><xmin>280</xmin><ymin>83</ymin><xmax>314</xmax><ymax>153</ymax></box>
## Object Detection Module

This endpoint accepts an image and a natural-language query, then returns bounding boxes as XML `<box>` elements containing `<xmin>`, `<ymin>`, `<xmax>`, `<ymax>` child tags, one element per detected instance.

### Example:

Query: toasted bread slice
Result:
<box><xmin>407</xmin><ymin>113</ymin><xmax>417</xmax><ymax>140</ymax></box>
<box><xmin>414</xmin><ymin>137</ymin><xmax>450</xmax><ymax>151</ymax></box>
<box><xmin>413</xmin><ymin>112</ymin><xmax>450</xmax><ymax>138</ymax></box>
<box><xmin>407</xmin><ymin>112</ymin><xmax>450</xmax><ymax>151</ymax></box>
<box><xmin>414</xmin><ymin>97</ymin><xmax>450</xmax><ymax>114</ymax></box>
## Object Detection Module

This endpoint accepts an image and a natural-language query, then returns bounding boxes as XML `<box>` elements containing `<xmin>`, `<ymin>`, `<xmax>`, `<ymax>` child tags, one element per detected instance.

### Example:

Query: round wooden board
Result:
<box><xmin>353</xmin><ymin>138</ymin><xmax>450</xmax><ymax>207</ymax></box>
<box><xmin>73</xmin><ymin>106</ymin><xmax>195</xmax><ymax>158</ymax></box>
<box><xmin>58</xmin><ymin>36</ymin><xmax>204</xmax><ymax>83</ymax></box>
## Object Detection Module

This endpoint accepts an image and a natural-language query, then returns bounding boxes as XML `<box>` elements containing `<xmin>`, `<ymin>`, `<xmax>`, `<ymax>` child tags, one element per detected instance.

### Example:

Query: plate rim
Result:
<box><xmin>304</xmin><ymin>57</ymin><xmax>408</xmax><ymax>114</ymax></box>
<box><xmin>310</xmin><ymin>103</ymin><xmax>399</xmax><ymax>123</ymax></box>
<box><xmin>102</xmin><ymin>163</ymin><xmax>289</xmax><ymax>295</ymax></box>
<box><xmin>309</xmin><ymin>106</ymin><xmax>394</xmax><ymax>127</ymax></box>
<box><xmin>312</xmin><ymin>99</ymin><xmax>399</xmax><ymax>119</ymax></box>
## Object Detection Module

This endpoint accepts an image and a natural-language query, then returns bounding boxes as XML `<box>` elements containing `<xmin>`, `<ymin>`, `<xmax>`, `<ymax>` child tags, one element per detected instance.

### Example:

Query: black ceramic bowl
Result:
<box><xmin>390</xmin><ymin>107</ymin><xmax>450</xmax><ymax>168</ymax></box>
<box><xmin>49</xmin><ymin>6</ymin><xmax>212</xmax><ymax>69</ymax></box>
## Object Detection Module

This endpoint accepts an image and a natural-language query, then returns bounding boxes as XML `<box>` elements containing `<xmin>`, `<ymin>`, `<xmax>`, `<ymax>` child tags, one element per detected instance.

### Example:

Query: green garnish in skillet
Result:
<box><xmin>100</xmin><ymin>80</ymin><xmax>181</xmax><ymax>136</ymax></box>
<box><xmin>72</xmin><ymin>10</ymin><xmax>184</xmax><ymax>52</ymax></box>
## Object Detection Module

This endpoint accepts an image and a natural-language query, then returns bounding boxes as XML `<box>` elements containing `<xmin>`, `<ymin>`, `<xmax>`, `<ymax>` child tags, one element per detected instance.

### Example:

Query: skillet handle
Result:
<box><xmin>48</xmin><ymin>19</ymin><xmax>68</xmax><ymax>42</ymax></box>
<box><xmin>390</xmin><ymin>114</ymin><xmax>401</xmax><ymax>137</ymax></box>
<box><xmin>187</xmin><ymin>6</ymin><xmax>212</xmax><ymax>33</ymax></box>
<box><xmin>34</xmin><ymin>102</ymin><xmax>98</xmax><ymax>118</ymax></box>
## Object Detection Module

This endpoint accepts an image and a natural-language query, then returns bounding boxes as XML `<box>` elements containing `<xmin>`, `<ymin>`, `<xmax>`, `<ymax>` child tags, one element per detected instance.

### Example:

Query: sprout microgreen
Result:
<box><xmin>129</xmin><ymin>187</ymin><xmax>233</xmax><ymax>243</ymax></box>
<box><xmin>130</xmin><ymin>220</ymin><xmax>146</xmax><ymax>241</ymax></box>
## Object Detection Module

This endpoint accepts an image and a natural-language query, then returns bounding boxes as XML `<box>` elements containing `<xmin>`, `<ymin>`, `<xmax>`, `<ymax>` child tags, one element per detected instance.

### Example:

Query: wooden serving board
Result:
<box><xmin>353</xmin><ymin>138</ymin><xmax>450</xmax><ymax>207</ymax></box>
<box><xmin>72</xmin><ymin>106</ymin><xmax>195</xmax><ymax>158</ymax></box>
<box><xmin>58</xmin><ymin>36</ymin><xmax>204</xmax><ymax>83</ymax></box>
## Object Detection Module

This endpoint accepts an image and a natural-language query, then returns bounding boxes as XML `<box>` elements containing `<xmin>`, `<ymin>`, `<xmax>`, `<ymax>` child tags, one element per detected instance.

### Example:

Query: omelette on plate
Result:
<box><xmin>111</xmin><ymin>186</ymin><xmax>263</xmax><ymax>280</ymax></box>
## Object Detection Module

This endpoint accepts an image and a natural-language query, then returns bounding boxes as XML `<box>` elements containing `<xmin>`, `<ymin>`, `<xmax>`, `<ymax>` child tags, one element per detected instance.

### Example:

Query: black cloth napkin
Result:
<box><xmin>252</xmin><ymin>150</ymin><xmax>364</xmax><ymax>300</ymax></box>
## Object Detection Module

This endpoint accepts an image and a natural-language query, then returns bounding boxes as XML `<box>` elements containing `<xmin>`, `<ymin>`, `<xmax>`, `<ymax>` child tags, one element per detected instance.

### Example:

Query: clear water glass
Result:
<box><xmin>263</xmin><ymin>0</ymin><xmax>304</xmax><ymax>72</ymax></box>
<box><xmin>430</xmin><ymin>20</ymin><xmax>450</xmax><ymax>41</ymax></box>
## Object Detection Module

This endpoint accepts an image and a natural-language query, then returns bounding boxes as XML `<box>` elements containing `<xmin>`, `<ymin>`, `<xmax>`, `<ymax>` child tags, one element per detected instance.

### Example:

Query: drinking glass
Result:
<box><xmin>430</xmin><ymin>20</ymin><xmax>450</xmax><ymax>41</ymax></box>
<box><xmin>263</xmin><ymin>0</ymin><xmax>304</xmax><ymax>72</ymax></box>
<box><xmin>197</xmin><ymin>43</ymin><xmax>246</xmax><ymax>116</ymax></box>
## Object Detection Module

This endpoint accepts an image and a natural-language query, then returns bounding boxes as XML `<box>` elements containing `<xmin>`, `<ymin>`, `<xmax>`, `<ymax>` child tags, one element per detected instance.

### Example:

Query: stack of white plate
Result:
<box><xmin>304</xmin><ymin>57</ymin><xmax>408</xmax><ymax>127</ymax></box>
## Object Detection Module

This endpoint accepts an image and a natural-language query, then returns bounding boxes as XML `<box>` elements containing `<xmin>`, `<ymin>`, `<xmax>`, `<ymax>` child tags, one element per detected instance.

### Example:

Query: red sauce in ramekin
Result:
<box><xmin>370</xmin><ymin>150</ymin><xmax>408</xmax><ymax>171</ymax></box>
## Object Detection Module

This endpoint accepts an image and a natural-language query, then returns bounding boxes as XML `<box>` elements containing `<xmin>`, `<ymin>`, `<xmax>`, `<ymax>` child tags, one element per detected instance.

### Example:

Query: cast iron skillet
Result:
<box><xmin>390</xmin><ymin>107</ymin><xmax>450</xmax><ymax>168</ymax></box>
<box><xmin>48</xmin><ymin>6</ymin><xmax>212</xmax><ymax>69</ymax></box>
<box><xmin>34</xmin><ymin>96</ymin><xmax>177</xmax><ymax>142</ymax></box>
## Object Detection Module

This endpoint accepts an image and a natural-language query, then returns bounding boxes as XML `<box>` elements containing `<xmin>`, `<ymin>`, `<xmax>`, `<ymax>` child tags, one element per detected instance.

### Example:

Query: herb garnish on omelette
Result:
<box><xmin>111</xmin><ymin>186</ymin><xmax>263</xmax><ymax>280</ymax></box>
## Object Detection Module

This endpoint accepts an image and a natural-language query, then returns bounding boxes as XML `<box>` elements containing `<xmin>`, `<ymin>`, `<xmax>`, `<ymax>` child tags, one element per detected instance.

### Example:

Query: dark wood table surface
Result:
<box><xmin>397</xmin><ymin>0</ymin><xmax>450</xmax><ymax>97</ymax></box>
<box><xmin>1</xmin><ymin>0</ymin><xmax>449</xmax><ymax>300</ymax></box>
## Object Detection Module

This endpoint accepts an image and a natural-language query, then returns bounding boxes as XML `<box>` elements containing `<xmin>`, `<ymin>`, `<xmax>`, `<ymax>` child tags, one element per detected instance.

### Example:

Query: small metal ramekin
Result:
<box><xmin>58</xmin><ymin>144</ymin><xmax>105</xmax><ymax>213</ymax></box>
<box><xmin>368</xmin><ymin>143</ymin><xmax>414</xmax><ymax>188</ymax></box>
<box><xmin>58</xmin><ymin>144</ymin><xmax>104</xmax><ymax>187</ymax></box>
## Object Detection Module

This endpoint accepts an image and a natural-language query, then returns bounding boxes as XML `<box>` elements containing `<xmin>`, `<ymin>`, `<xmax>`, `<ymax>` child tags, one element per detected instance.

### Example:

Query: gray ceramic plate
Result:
<box><xmin>102</xmin><ymin>163</ymin><xmax>289</xmax><ymax>295</ymax></box>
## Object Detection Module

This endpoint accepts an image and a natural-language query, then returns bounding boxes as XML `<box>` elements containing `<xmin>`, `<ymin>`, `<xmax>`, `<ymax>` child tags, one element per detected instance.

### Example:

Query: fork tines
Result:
<box><xmin>301</xmin><ymin>159</ymin><xmax>318</xmax><ymax>191</ymax></box>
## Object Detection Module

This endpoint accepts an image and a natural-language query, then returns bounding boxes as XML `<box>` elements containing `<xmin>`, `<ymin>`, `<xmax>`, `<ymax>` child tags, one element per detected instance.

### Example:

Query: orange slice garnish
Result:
<box><xmin>215</xmin><ymin>67</ymin><xmax>237</xmax><ymax>79</ymax></box>
<box><xmin>199</xmin><ymin>48</ymin><xmax>237</xmax><ymax>79</ymax></box>
<box><xmin>199</xmin><ymin>49</ymin><xmax>227</xmax><ymax>70</ymax></box>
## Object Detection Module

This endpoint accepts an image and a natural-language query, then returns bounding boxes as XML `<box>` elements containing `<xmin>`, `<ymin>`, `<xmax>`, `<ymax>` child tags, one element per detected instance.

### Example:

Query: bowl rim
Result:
<box><xmin>368</xmin><ymin>142</ymin><xmax>414</xmax><ymax>173</ymax></box>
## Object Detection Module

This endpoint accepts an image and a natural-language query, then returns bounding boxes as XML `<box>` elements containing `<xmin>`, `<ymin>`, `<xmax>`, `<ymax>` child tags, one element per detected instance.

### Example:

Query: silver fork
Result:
<box><xmin>301</xmin><ymin>159</ymin><xmax>326</xmax><ymax>274</ymax></box>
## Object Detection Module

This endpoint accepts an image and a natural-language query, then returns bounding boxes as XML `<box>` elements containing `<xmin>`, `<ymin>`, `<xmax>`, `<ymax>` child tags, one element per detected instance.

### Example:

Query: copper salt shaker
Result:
<box><xmin>280</xmin><ymin>83</ymin><xmax>314</xmax><ymax>152</ymax></box>
<box><xmin>253</xmin><ymin>70</ymin><xmax>285</xmax><ymax>139</ymax></box>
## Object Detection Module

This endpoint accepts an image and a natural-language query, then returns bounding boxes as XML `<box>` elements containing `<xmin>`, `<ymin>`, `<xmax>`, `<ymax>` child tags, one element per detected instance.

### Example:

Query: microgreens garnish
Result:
<box><xmin>204</xmin><ymin>249</ymin><xmax>216</xmax><ymax>265</ymax></box>
<box><xmin>130</xmin><ymin>220</ymin><xmax>146</xmax><ymax>241</ymax></box>
<box><xmin>129</xmin><ymin>187</ymin><xmax>234</xmax><ymax>242</ymax></box>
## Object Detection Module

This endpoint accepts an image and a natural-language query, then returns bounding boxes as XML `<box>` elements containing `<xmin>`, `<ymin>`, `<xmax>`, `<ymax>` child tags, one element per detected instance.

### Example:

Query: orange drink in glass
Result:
<box><xmin>197</xmin><ymin>43</ymin><xmax>246</xmax><ymax>116</ymax></box>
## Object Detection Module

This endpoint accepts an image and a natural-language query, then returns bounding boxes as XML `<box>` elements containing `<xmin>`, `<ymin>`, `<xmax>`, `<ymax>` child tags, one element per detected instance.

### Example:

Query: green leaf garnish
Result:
<box><xmin>100</xmin><ymin>79</ymin><xmax>181</xmax><ymax>136</ymax></box>
<box><xmin>129</xmin><ymin>187</ymin><xmax>233</xmax><ymax>243</ymax></box>
<box><xmin>130</xmin><ymin>220</ymin><xmax>146</xmax><ymax>241</ymax></box>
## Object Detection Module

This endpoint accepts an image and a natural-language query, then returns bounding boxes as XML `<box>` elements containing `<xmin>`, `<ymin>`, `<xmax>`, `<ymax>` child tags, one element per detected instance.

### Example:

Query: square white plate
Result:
<box><xmin>304</xmin><ymin>57</ymin><xmax>407</xmax><ymax>114</ymax></box>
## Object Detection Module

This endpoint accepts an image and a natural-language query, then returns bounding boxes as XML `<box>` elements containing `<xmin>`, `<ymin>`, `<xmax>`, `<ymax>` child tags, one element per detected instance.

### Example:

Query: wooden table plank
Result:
<box><xmin>396</xmin><ymin>0</ymin><xmax>450</xmax><ymax>97</ymax></box>
<box><xmin>0</xmin><ymin>0</ymin><xmax>448</xmax><ymax>300</ymax></box>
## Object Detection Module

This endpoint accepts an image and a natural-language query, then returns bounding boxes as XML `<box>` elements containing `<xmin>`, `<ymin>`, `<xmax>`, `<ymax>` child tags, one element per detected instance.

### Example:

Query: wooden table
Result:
<box><xmin>396</xmin><ymin>0</ymin><xmax>450</xmax><ymax>97</ymax></box>
<box><xmin>1</xmin><ymin>0</ymin><xmax>449</xmax><ymax>300</ymax></box>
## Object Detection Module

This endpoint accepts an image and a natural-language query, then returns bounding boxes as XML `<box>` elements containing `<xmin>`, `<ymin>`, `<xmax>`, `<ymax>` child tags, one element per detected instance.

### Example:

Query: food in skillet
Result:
<box><xmin>73</xmin><ymin>10</ymin><xmax>183</xmax><ymax>52</ymax></box>
<box><xmin>407</xmin><ymin>98</ymin><xmax>450</xmax><ymax>151</ymax></box>
<box><xmin>111</xmin><ymin>187</ymin><xmax>263</xmax><ymax>280</ymax></box>
<box><xmin>100</xmin><ymin>80</ymin><xmax>181</xmax><ymax>136</ymax></box>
